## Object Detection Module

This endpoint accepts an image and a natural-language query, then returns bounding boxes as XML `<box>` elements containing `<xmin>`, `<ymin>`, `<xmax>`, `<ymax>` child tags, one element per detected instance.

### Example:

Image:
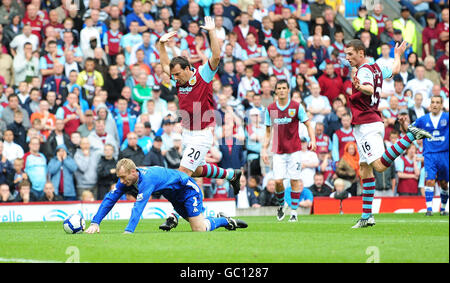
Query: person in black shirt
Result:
<box><xmin>309</xmin><ymin>172</ymin><xmax>333</xmax><ymax>197</ymax></box>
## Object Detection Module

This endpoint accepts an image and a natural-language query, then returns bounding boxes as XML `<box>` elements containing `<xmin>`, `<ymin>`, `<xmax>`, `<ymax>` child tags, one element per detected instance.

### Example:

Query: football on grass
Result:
<box><xmin>63</xmin><ymin>214</ymin><xmax>86</xmax><ymax>234</ymax></box>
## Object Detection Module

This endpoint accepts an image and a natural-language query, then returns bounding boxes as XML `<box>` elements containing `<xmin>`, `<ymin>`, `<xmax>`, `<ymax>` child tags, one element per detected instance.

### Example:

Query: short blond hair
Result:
<box><xmin>116</xmin><ymin>158</ymin><xmax>136</xmax><ymax>173</ymax></box>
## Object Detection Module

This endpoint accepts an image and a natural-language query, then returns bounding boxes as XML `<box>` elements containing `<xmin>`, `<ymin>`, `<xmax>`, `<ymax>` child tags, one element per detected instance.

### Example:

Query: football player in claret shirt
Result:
<box><xmin>157</xmin><ymin>17</ymin><xmax>242</xmax><ymax>230</ymax></box>
<box><xmin>344</xmin><ymin>39</ymin><xmax>433</xmax><ymax>228</ymax></box>
<box><xmin>261</xmin><ymin>80</ymin><xmax>316</xmax><ymax>222</ymax></box>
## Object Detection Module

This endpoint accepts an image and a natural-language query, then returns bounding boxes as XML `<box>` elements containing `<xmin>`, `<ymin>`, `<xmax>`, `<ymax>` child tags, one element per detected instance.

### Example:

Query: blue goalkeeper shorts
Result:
<box><xmin>424</xmin><ymin>152</ymin><xmax>449</xmax><ymax>182</ymax></box>
<box><xmin>161</xmin><ymin>177</ymin><xmax>205</xmax><ymax>220</ymax></box>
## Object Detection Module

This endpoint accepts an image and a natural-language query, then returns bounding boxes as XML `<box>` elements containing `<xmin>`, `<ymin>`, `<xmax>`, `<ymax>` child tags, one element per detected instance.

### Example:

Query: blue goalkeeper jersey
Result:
<box><xmin>413</xmin><ymin>111</ymin><xmax>449</xmax><ymax>155</ymax></box>
<box><xmin>91</xmin><ymin>166</ymin><xmax>192</xmax><ymax>232</ymax></box>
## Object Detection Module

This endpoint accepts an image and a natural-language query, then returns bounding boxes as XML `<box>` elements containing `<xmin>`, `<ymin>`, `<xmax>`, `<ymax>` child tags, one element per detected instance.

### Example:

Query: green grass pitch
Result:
<box><xmin>0</xmin><ymin>213</ymin><xmax>448</xmax><ymax>263</ymax></box>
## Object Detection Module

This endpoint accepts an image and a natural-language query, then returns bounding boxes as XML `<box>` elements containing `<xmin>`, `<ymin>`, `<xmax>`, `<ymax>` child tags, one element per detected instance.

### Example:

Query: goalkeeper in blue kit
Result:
<box><xmin>85</xmin><ymin>159</ymin><xmax>247</xmax><ymax>234</ymax></box>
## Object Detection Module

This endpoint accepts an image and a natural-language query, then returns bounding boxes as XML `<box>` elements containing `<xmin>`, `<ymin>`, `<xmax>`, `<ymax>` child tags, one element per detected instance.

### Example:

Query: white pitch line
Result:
<box><xmin>0</xmin><ymin>257</ymin><xmax>62</xmax><ymax>263</ymax></box>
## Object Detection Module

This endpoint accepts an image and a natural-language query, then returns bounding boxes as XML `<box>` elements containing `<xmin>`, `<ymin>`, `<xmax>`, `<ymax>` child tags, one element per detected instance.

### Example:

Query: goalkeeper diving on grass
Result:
<box><xmin>85</xmin><ymin>159</ymin><xmax>247</xmax><ymax>234</ymax></box>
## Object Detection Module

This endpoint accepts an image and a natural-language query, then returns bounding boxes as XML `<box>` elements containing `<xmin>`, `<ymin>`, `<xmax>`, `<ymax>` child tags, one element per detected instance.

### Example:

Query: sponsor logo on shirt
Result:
<box><xmin>273</xmin><ymin>117</ymin><xmax>293</xmax><ymax>125</ymax></box>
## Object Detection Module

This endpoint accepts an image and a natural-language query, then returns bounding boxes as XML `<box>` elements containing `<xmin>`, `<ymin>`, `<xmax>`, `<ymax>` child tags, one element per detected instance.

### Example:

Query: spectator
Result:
<box><xmin>125</xmin><ymin>0</ymin><xmax>155</xmax><ymax>33</ymax></box>
<box><xmin>436</xmin><ymin>41</ymin><xmax>449</xmax><ymax>85</ymax></box>
<box><xmin>434</xmin><ymin>6</ymin><xmax>448</xmax><ymax>59</ymax></box>
<box><xmin>258</xmin><ymin>179</ymin><xmax>278</xmax><ymax>206</ymax></box>
<box><xmin>103</xmin><ymin>65</ymin><xmax>125</xmax><ymax>105</ymax></box>
<box><xmin>404</xmin><ymin>65</ymin><xmax>434</xmax><ymax>108</ymax></box>
<box><xmin>114</xmin><ymin>97</ymin><xmax>137</xmax><ymax>144</ymax></box>
<box><xmin>39</xmin><ymin>181</ymin><xmax>63</xmax><ymax>201</ymax></box>
<box><xmin>305</xmin><ymin>34</ymin><xmax>329</xmax><ymax>68</ymax></box>
<box><xmin>218</xmin><ymin>122</ymin><xmax>246</xmax><ymax>171</ymax></box>
<box><xmin>314</xmin><ymin>122</ymin><xmax>332</xmax><ymax>156</ymax></box>
<box><xmin>335</xmin><ymin>142</ymin><xmax>359</xmax><ymax>196</ymax></box>
<box><xmin>121</xmin><ymin>121</ymin><xmax>152</xmax><ymax>155</ymax></box>
<box><xmin>165</xmin><ymin>133</ymin><xmax>183</xmax><ymax>169</ymax></box>
<box><xmin>422</xmin><ymin>12</ymin><xmax>439</xmax><ymax>60</ymax></box>
<box><xmin>11</xmin><ymin>157</ymin><xmax>26</xmax><ymax>196</ymax></box>
<box><xmin>304</xmin><ymin>83</ymin><xmax>332</xmax><ymax>123</ymax></box>
<box><xmin>97</xmin><ymin>143</ymin><xmax>118</xmax><ymax>200</ymax></box>
<box><xmin>423</xmin><ymin>56</ymin><xmax>441</xmax><ymax>86</ymax></box>
<box><xmin>373</xmin><ymin>162</ymin><xmax>397</xmax><ymax>197</ymax></box>
<box><xmin>284</xmin><ymin>180</ymin><xmax>314</xmax><ymax>211</ymax></box>
<box><xmin>393</xmin><ymin>6</ymin><xmax>419</xmax><ymax>53</ymax></box>
<box><xmin>331</xmin><ymin>113</ymin><xmax>355</xmax><ymax>161</ymax></box>
<box><xmin>0</xmin><ymin>141</ymin><xmax>14</xmax><ymax>185</ymax></box>
<box><xmin>76</xmin><ymin>109</ymin><xmax>95</xmax><ymax>138</ymax></box>
<box><xmin>23</xmin><ymin>136</ymin><xmax>47</xmax><ymax>199</ymax></box>
<box><xmin>298</xmin><ymin>140</ymin><xmax>320</xmax><ymax>189</ymax></box>
<box><xmin>76</xmin><ymin>58</ymin><xmax>104</xmax><ymax>102</ymax></box>
<box><xmin>330</xmin><ymin>178</ymin><xmax>352</xmax><ymax>199</ymax></box>
<box><xmin>7</xmin><ymin>108</ymin><xmax>27</xmax><ymax>148</ymax></box>
<box><xmin>232</xmin><ymin>174</ymin><xmax>260</xmax><ymax>208</ymax></box>
<box><xmin>47</xmin><ymin>144</ymin><xmax>78</xmax><ymax>200</ymax></box>
<box><xmin>309</xmin><ymin>172</ymin><xmax>333</xmax><ymax>197</ymax></box>
<box><xmin>318</xmin><ymin>61</ymin><xmax>345</xmax><ymax>104</ymax></box>
<box><xmin>88</xmin><ymin>118</ymin><xmax>119</xmax><ymax>158</ymax></box>
<box><xmin>55</xmin><ymin>92</ymin><xmax>85</xmax><ymax>137</ymax></box>
<box><xmin>310</xmin><ymin>0</ymin><xmax>331</xmax><ymax>22</ymax></box>
<box><xmin>0</xmin><ymin>42</ymin><xmax>14</xmax><ymax>87</ymax></box>
<box><xmin>118</xmin><ymin>131</ymin><xmax>145</xmax><ymax>166</ymax></box>
<box><xmin>74</xmin><ymin>137</ymin><xmax>101</xmax><ymax>200</ymax></box>
<box><xmin>9</xmin><ymin>23</ymin><xmax>39</xmax><ymax>57</ymax></box>
<box><xmin>408</xmin><ymin>92</ymin><xmax>429</xmax><ymax>122</ymax></box>
<box><xmin>395</xmin><ymin>144</ymin><xmax>421</xmax><ymax>196</ymax></box>
<box><xmin>30</xmin><ymin>99</ymin><xmax>56</xmax><ymax>139</ymax></box>
<box><xmin>42</xmin><ymin>118</ymin><xmax>73</xmax><ymax>161</ymax></box>
<box><xmin>2</xmin><ymin>129</ymin><xmax>24</xmax><ymax>163</ymax></box>
<box><xmin>12</xmin><ymin>42</ymin><xmax>39</xmax><ymax>87</ymax></box>
<box><xmin>14</xmin><ymin>179</ymin><xmax>37</xmax><ymax>203</ymax></box>
<box><xmin>0</xmin><ymin>182</ymin><xmax>15</xmax><ymax>203</ymax></box>
<box><xmin>142</xmin><ymin>135</ymin><xmax>165</xmax><ymax>167</ymax></box>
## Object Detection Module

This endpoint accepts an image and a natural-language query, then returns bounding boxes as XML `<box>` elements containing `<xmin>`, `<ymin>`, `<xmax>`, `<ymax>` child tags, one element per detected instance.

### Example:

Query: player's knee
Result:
<box><xmin>426</xmin><ymin>180</ymin><xmax>436</xmax><ymax>187</ymax></box>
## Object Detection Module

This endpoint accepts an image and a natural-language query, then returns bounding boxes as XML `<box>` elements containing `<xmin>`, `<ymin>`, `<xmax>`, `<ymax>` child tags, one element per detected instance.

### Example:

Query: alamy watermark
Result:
<box><xmin>65</xmin><ymin>246</ymin><xmax>80</xmax><ymax>263</ymax></box>
<box><xmin>365</xmin><ymin>246</ymin><xmax>380</xmax><ymax>263</ymax></box>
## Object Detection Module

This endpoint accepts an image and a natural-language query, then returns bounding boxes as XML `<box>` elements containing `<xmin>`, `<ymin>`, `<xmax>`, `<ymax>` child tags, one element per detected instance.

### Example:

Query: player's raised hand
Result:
<box><xmin>159</xmin><ymin>31</ymin><xmax>177</xmax><ymax>44</ymax></box>
<box><xmin>85</xmin><ymin>223</ymin><xmax>100</xmax><ymax>234</ymax></box>
<box><xmin>200</xmin><ymin>16</ymin><xmax>215</xmax><ymax>31</ymax></box>
<box><xmin>394</xmin><ymin>40</ymin><xmax>408</xmax><ymax>57</ymax></box>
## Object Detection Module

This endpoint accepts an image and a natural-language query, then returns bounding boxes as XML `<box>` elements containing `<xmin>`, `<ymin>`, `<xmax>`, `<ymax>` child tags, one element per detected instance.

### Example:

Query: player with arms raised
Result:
<box><xmin>261</xmin><ymin>80</ymin><xmax>316</xmax><ymax>222</ymax></box>
<box><xmin>413</xmin><ymin>96</ymin><xmax>449</xmax><ymax>216</ymax></box>
<box><xmin>344</xmin><ymin>39</ymin><xmax>433</xmax><ymax>228</ymax></box>
<box><xmin>156</xmin><ymin>17</ymin><xmax>242</xmax><ymax>231</ymax></box>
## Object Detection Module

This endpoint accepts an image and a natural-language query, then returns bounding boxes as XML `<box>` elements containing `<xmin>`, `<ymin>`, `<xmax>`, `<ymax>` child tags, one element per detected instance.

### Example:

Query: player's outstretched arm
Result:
<box><xmin>158</xmin><ymin>31</ymin><xmax>177</xmax><ymax>76</ymax></box>
<box><xmin>200</xmin><ymin>16</ymin><xmax>220</xmax><ymax>71</ymax></box>
<box><xmin>392</xmin><ymin>41</ymin><xmax>408</xmax><ymax>75</ymax></box>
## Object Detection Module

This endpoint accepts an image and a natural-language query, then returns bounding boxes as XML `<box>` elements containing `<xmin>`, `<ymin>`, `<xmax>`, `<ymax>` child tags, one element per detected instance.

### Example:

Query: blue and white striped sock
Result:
<box><xmin>424</xmin><ymin>187</ymin><xmax>434</xmax><ymax>212</ymax></box>
<box><xmin>440</xmin><ymin>190</ymin><xmax>449</xmax><ymax>212</ymax></box>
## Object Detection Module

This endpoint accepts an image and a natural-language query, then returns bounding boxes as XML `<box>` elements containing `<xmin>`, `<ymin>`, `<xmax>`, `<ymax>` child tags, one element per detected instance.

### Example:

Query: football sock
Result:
<box><xmin>424</xmin><ymin>186</ymin><xmax>434</xmax><ymax>212</ymax></box>
<box><xmin>290</xmin><ymin>191</ymin><xmax>301</xmax><ymax>210</ymax></box>
<box><xmin>275</xmin><ymin>190</ymin><xmax>285</xmax><ymax>206</ymax></box>
<box><xmin>204</xmin><ymin>217</ymin><xmax>229</xmax><ymax>231</ymax></box>
<box><xmin>440</xmin><ymin>189</ymin><xmax>449</xmax><ymax>212</ymax></box>
<box><xmin>380</xmin><ymin>132</ymin><xmax>415</xmax><ymax>167</ymax></box>
<box><xmin>362</xmin><ymin>177</ymin><xmax>376</xmax><ymax>219</ymax></box>
<box><xmin>201</xmin><ymin>164</ymin><xmax>234</xmax><ymax>180</ymax></box>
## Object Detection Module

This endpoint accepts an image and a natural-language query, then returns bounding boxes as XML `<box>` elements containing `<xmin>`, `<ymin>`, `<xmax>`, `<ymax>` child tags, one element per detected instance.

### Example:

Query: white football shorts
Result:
<box><xmin>353</xmin><ymin>121</ymin><xmax>385</xmax><ymax>165</ymax></box>
<box><xmin>180</xmin><ymin>127</ymin><xmax>214</xmax><ymax>172</ymax></box>
<box><xmin>272</xmin><ymin>151</ymin><xmax>302</xmax><ymax>180</ymax></box>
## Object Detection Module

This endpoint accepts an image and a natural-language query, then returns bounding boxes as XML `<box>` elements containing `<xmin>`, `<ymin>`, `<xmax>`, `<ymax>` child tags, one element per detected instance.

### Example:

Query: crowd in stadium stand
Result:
<box><xmin>0</xmin><ymin>0</ymin><xmax>448</xmax><ymax>208</ymax></box>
